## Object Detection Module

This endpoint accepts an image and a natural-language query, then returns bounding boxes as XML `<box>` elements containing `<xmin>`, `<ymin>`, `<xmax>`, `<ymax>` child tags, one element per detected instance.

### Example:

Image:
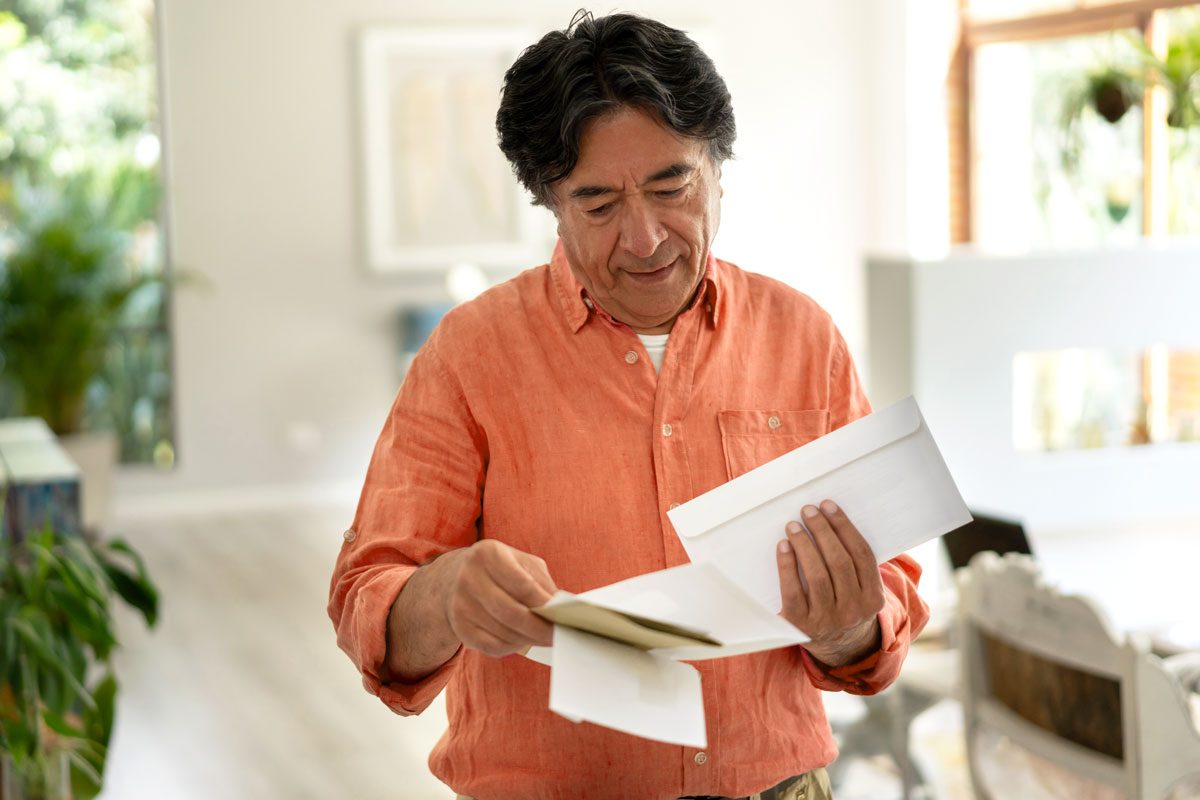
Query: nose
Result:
<box><xmin>617</xmin><ymin>197</ymin><xmax>668</xmax><ymax>260</ymax></box>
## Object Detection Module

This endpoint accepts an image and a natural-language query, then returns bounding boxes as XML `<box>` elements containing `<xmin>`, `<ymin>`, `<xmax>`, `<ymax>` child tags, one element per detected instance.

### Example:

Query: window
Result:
<box><xmin>0</xmin><ymin>0</ymin><xmax>175</xmax><ymax>468</ymax></box>
<box><xmin>973</xmin><ymin>31</ymin><xmax>1146</xmax><ymax>250</ymax></box>
<box><xmin>1013</xmin><ymin>346</ymin><xmax>1200</xmax><ymax>451</ymax></box>
<box><xmin>954</xmin><ymin>1</ymin><xmax>1200</xmax><ymax>245</ymax></box>
<box><xmin>1163</xmin><ymin>5</ymin><xmax>1200</xmax><ymax>234</ymax></box>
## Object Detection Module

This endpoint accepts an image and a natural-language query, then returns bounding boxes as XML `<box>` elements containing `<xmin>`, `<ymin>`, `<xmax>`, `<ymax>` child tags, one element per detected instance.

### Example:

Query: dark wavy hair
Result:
<box><xmin>495</xmin><ymin>10</ymin><xmax>736</xmax><ymax>208</ymax></box>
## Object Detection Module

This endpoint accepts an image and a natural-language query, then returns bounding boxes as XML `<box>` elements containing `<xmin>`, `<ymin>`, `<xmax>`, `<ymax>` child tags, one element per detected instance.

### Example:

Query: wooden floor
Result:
<box><xmin>95</xmin><ymin>505</ymin><xmax>969</xmax><ymax>800</ymax></box>
<box><xmin>98</xmin><ymin>505</ymin><xmax>453</xmax><ymax>800</ymax></box>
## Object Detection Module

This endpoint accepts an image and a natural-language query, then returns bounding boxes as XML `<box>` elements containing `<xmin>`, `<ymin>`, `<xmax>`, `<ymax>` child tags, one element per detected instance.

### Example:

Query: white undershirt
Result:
<box><xmin>637</xmin><ymin>333</ymin><xmax>670</xmax><ymax>373</ymax></box>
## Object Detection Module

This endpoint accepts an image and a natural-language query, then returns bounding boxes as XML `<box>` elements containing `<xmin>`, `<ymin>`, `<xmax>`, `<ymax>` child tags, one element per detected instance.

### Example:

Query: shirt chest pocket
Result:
<box><xmin>717</xmin><ymin>409</ymin><xmax>830</xmax><ymax>480</ymax></box>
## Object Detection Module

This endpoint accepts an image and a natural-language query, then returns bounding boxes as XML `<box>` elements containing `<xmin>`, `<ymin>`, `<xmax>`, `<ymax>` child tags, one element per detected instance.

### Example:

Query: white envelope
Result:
<box><xmin>667</xmin><ymin>396</ymin><xmax>971</xmax><ymax>613</ymax></box>
<box><xmin>529</xmin><ymin>561</ymin><xmax>809</xmax><ymax>747</ymax></box>
<box><xmin>549</xmin><ymin>626</ymin><xmax>707</xmax><ymax>748</ymax></box>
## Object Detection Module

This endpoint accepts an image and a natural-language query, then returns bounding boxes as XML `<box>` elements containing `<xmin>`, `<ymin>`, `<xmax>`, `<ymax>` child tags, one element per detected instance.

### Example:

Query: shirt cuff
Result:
<box><xmin>355</xmin><ymin>565</ymin><xmax>465</xmax><ymax>715</ymax></box>
<box><xmin>797</xmin><ymin>598</ymin><xmax>914</xmax><ymax>695</ymax></box>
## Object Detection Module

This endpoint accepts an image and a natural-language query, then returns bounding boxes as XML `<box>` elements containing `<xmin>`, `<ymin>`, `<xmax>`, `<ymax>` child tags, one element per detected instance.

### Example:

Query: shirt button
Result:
<box><xmin>669</xmin><ymin>502</ymin><xmax>681</xmax><ymax>510</ymax></box>
<box><xmin>625</xmin><ymin>350</ymin><xmax>639</xmax><ymax>364</ymax></box>
<box><xmin>694</xmin><ymin>751</ymin><xmax>708</xmax><ymax>765</ymax></box>
<box><xmin>343</xmin><ymin>528</ymin><xmax>357</xmax><ymax>543</ymax></box>
<box><xmin>661</xmin><ymin>423</ymin><xmax>673</xmax><ymax>437</ymax></box>
<box><xmin>768</xmin><ymin>415</ymin><xmax>782</xmax><ymax>430</ymax></box>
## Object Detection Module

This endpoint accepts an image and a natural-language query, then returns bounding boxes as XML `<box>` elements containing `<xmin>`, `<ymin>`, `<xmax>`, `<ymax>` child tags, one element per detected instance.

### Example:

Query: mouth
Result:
<box><xmin>623</xmin><ymin>258</ymin><xmax>679</xmax><ymax>285</ymax></box>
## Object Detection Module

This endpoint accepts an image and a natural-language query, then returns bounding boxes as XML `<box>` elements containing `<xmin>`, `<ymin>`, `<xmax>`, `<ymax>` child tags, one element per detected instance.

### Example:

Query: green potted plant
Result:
<box><xmin>0</xmin><ymin>209</ymin><xmax>152</xmax><ymax>437</ymax></box>
<box><xmin>0</xmin><ymin>176</ymin><xmax>208</xmax><ymax>531</ymax></box>
<box><xmin>0</xmin><ymin>520</ymin><xmax>159</xmax><ymax>800</ymax></box>
<box><xmin>1086</xmin><ymin>66</ymin><xmax>1142</xmax><ymax>124</ymax></box>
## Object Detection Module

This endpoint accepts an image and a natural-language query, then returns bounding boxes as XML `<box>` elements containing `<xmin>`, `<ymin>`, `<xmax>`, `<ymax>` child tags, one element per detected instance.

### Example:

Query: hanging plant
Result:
<box><xmin>1091</xmin><ymin>67</ymin><xmax>1141</xmax><ymax>123</ymax></box>
<box><xmin>1060</xmin><ymin>66</ymin><xmax>1143</xmax><ymax>173</ymax></box>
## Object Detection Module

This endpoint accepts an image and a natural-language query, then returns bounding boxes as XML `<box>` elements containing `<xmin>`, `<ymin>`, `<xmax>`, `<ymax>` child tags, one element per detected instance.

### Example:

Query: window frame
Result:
<box><xmin>952</xmin><ymin>0</ymin><xmax>1198</xmax><ymax>242</ymax></box>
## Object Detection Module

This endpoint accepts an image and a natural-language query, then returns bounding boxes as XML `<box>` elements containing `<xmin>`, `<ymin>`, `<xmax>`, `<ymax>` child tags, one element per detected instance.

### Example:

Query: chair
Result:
<box><xmin>942</xmin><ymin>511</ymin><xmax>1032</xmax><ymax>570</ymax></box>
<box><xmin>957</xmin><ymin>551</ymin><xmax>1200</xmax><ymax>799</ymax></box>
<box><xmin>827</xmin><ymin>511</ymin><xmax>1033</xmax><ymax>798</ymax></box>
<box><xmin>828</xmin><ymin>511</ymin><xmax>1033</xmax><ymax>797</ymax></box>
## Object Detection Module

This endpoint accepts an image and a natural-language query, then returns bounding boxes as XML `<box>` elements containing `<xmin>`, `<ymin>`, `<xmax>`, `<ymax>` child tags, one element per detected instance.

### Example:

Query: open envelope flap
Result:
<box><xmin>581</xmin><ymin>562</ymin><xmax>809</xmax><ymax>652</ymax></box>
<box><xmin>534</xmin><ymin>594</ymin><xmax>722</xmax><ymax>651</ymax></box>
<box><xmin>668</xmin><ymin>396</ymin><xmax>923</xmax><ymax>539</ymax></box>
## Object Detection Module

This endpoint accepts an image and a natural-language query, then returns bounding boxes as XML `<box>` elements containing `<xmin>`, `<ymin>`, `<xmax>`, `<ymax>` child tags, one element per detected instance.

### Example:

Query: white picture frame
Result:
<box><xmin>358</xmin><ymin>27</ymin><xmax>547</xmax><ymax>273</ymax></box>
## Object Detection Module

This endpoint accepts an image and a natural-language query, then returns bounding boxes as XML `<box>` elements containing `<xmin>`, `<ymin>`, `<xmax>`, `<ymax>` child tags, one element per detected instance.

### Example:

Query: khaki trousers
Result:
<box><xmin>455</xmin><ymin>765</ymin><xmax>833</xmax><ymax>800</ymax></box>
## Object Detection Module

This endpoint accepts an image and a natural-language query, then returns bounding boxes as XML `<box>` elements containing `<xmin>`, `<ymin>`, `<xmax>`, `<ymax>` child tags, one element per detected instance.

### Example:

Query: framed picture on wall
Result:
<box><xmin>357</xmin><ymin>27</ymin><xmax>549</xmax><ymax>273</ymax></box>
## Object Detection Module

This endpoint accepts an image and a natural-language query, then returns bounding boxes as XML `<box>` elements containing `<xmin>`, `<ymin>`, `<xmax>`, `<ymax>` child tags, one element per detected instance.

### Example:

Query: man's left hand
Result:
<box><xmin>776</xmin><ymin>499</ymin><xmax>884</xmax><ymax>667</ymax></box>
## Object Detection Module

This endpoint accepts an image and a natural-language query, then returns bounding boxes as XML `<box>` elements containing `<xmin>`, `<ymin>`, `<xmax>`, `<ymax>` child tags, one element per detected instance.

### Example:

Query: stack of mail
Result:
<box><xmin>528</xmin><ymin>396</ymin><xmax>971</xmax><ymax>747</ymax></box>
<box><xmin>531</xmin><ymin>561</ymin><xmax>809</xmax><ymax>748</ymax></box>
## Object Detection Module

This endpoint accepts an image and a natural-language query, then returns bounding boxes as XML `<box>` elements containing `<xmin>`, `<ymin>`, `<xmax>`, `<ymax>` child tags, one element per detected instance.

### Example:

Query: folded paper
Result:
<box><xmin>549</xmin><ymin>626</ymin><xmax>707</xmax><ymax>748</ymax></box>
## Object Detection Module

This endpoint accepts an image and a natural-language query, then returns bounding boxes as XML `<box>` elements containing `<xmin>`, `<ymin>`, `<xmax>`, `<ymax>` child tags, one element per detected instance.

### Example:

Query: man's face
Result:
<box><xmin>552</xmin><ymin>106</ymin><xmax>723</xmax><ymax>334</ymax></box>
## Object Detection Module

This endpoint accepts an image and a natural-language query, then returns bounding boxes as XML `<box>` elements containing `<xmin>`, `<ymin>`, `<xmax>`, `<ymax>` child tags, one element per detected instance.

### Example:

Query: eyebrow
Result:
<box><xmin>568</xmin><ymin>163</ymin><xmax>695</xmax><ymax>200</ymax></box>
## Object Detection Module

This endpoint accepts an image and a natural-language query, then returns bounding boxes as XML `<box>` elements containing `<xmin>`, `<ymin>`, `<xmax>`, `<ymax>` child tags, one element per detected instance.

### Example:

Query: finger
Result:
<box><xmin>468</xmin><ymin>576</ymin><xmax>556</xmax><ymax>646</ymax></box>
<box><xmin>460</xmin><ymin>618</ymin><xmax>523</xmax><ymax>658</ymax></box>
<box><xmin>481</xmin><ymin>598</ymin><xmax>555</xmax><ymax>647</ymax></box>
<box><xmin>459</xmin><ymin>587</ymin><xmax>529</xmax><ymax>645</ymax></box>
<box><xmin>520</xmin><ymin>553</ymin><xmax>558</xmax><ymax>598</ymax></box>
<box><xmin>819</xmin><ymin>500</ymin><xmax>884</xmax><ymax>605</ymax></box>
<box><xmin>803</xmin><ymin>503</ymin><xmax>858</xmax><ymax>603</ymax></box>
<box><xmin>483</xmin><ymin>546</ymin><xmax>556</xmax><ymax>608</ymax></box>
<box><xmin>786</xmin><ymin>520</ymin><xmax>834</xmax><ymax>612</ymax></box>
<box><xmin>776</xmin><ymin>538</ymin><xmax>809</xmax><ymax>623</ymax></box>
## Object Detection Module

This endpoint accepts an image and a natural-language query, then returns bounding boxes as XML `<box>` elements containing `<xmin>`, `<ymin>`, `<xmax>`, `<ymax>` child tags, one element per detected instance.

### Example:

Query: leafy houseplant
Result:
<box><xmin>0</xmin><ymin>521</ymin><xmax>159</xmax><ymax>800</ymax></box>
<box><xmin>1133</xmin><ymin>22</ymin><xmax>1200</xmax><ymax>129</ymax></box>
<box><xmin>0</xmin><ymin>183</ymin><xmax>167</xmax><ymax>438</ymax></box>
<box><xmin>0</xmin><ymin>178</ymin><xmax>208</xmax><ymax>530</ymax></box>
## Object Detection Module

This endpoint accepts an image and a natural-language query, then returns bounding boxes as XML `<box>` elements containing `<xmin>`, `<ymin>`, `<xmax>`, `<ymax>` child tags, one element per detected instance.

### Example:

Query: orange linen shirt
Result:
<box><xmin>328</xmin><ymin>242</ymin><xmax>929</xmax><ymax>800</ymax></box>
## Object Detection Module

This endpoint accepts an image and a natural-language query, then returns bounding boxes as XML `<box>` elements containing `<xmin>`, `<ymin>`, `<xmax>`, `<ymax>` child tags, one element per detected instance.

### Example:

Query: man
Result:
<box><xmin>328</xmin><ymin>11</ymin><xmax>929</xmax><ymax>800</ymax></box>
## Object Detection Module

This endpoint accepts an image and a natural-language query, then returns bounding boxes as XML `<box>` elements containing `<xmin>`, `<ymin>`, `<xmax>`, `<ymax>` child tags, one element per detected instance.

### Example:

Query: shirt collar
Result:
<box><xmin>550</xmin><ymin>239</ymin><xmax>722</xmax><ymax>334</ymax></box>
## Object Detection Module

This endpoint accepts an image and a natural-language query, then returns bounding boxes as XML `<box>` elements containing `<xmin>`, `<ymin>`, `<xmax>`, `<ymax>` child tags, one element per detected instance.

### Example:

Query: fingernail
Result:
<box><xmin>802</xmin><ymin>506</ymin><xmax>819</xmax><ymax>518</ymax></box>
<box><xmin>821</xmin><ymin>500</ymin><xmax>838</xmax><ymax>514</ymax></box>
<box><xmin>787</xmin><ymin>521</ymin><xmax>802</xmax><ymax>535</ymax></box>
<box><xmin>778</xmin><ymin>539</ymin><xmax>792</xmax><ymax>554</ymax></box>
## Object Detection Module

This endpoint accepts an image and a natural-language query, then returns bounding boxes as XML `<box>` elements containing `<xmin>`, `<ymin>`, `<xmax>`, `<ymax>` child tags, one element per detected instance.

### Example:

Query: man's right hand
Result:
<box><xmin>443</xmin><ymin>539</ymin><xmax>557</xmax><ymax>658</ymax></box>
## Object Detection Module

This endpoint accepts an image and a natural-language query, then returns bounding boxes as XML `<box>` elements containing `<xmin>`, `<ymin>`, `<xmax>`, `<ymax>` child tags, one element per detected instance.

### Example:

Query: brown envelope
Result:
<box><xmin>533</xmin><ymin>599</ymin><xmax>722</xmax><ymax>651</ymax></box>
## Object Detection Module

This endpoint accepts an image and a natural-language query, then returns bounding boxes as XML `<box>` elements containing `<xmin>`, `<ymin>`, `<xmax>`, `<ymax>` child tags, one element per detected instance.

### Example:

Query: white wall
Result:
<box><xmin>868</xmin><ymin>244</ymin><xmax>1200</xmax><ymax>531</ymax></box>
<box><xmin>862</xmin><ymin>0</ymin><xmax>959</xmax><ymax>260</ymax></box>
<box><xmin>115</xmin><ymin>0</ymin><xmax>888</xmax><ymax>513</ymax></box>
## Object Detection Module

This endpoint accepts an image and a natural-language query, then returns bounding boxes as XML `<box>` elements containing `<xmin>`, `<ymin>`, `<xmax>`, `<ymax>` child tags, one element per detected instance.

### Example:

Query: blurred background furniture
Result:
<box><xmin>957</xmin><ymin>551</ymin><xmax>1200</xmax><ymax>799</ymax></box>
<box><xmin>0</xmin><ymin>416</ymin><xmax>83</xmax><ymax>543</ymax></box>
<box><xmin>830</xmin><ymin>511</ymin><xmax>1033</xmax><ymax>799</ymax></box>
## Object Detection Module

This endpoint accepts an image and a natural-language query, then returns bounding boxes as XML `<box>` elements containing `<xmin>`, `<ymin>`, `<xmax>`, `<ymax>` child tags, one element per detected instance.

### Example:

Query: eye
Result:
<box><xmin>656</xmin><ymin>188</ymin><xmax>684</xmax><ymax>198</ymax></box>
<box><xmin>586</xmin><ymin>203</ymin><xmax>614</xmax><ymax>217</ymax></box>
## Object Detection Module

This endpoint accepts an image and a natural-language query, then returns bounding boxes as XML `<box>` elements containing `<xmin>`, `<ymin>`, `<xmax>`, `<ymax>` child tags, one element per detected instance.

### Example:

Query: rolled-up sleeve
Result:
<box><xmin>326</xmin><ymin>324</ymin><xmax>485</xmax><ymax>716</ymax></box>
<box><xmin>798</xmin><ymin>555</ymin><xmax>930</xmax><ymax>694</ymax></box>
